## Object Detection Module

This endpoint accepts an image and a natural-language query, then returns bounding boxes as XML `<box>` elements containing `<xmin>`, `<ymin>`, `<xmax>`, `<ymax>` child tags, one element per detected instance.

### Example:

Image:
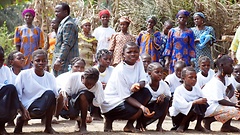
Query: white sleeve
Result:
<box><xmin>63</xmin><ymin>73</ymin><xmax>81</xmax><ymax>96</ymax></box>
<box><xmin>138</xmin><ymin>59</ymin><xmax>147</xmax><ymax>83</ymax></box>
<box><xmin>92</xmin><ymin>81</ymin><xmax>104</xmax><ymax>107</ymax></box>
<box><xmin>162</xmin><ymin>81</ymin><xmax>171</xmax><ymax>97</ymax></box>
<box><xmin>15</xmin><ymin>72</ymin><xmax>24</xmax><ymax>101</ymax></box>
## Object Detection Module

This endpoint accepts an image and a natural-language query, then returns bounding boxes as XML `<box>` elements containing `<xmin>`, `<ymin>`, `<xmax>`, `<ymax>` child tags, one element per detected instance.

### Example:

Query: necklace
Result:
<box><xmin>79</xmin><ymin>33</ymin><xmax>96</xmax><ymax>42</ymax></box>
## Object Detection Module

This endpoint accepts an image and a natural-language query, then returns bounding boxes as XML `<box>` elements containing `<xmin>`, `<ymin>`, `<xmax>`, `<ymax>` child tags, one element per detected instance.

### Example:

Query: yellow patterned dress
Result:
<box><xmin>78</xmin><ymin>33</ymin><xmax>97</xmax><ymax>69</ymax></box>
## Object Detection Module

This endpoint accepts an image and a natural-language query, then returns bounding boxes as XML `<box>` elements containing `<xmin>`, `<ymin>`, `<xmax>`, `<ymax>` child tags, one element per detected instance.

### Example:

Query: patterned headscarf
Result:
<box><xmin>98</xmin><ymin>9</ymin><xmax>110</xmax><ymax>18</ymax></box>
<box><xmin>22</xmin><ymin>9</ymin><xmax>35</xmax><ymax>17</ymax></box>
<box><xmin>176</xmin><ymin>10</ymin><xmax>190</xmax><ymax>18</ymax></box>
<box><xmin>81</xmin><ymin>19</ymin><xmax>91</xmax><ymax>26</ymax></box>
<box><xmin>119</xmin><ymin>16</ymin><xmax>131</xmax><ymax>23</ymax></box>
<box><xmin>193</xmin><ymin>12</ymin><xmax>205</xmax><ymax>19</ymax></box>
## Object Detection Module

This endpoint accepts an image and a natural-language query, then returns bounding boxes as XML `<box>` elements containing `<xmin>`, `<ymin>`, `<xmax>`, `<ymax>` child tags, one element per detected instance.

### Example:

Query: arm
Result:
<box><xmin>226</xmin><ymin>84</ymin><xmax>235</xmax><ymax>99</ymax></box>
<box><xmin>38</xmin><ymin>29</ymin><xmax>44</xmax><ymax>49</ymax></box>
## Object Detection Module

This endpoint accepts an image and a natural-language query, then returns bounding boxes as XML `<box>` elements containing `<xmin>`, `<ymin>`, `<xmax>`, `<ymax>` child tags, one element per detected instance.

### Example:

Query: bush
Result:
<box><xmin>0</xmin><ymin>21</ymin><xmax>15</xmax><ymax>64</ymax></box>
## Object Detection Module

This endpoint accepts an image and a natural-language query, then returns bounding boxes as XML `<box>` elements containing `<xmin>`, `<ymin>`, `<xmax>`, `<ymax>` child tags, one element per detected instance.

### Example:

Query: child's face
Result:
<box><xmin>233</xmin><ymin>65</ymin><xmax>240</xmax><ymax>82</ymax></box>
<box><xmin>123</xmin><ymin>45</ymin><xmax>139</xmax><ymax>65</ymax></box>
<box><xmin>12</xmin><ymin>52</ymin><xmax>25</xmax><ymax>68</ymax></box>
<box><xmin>120</xmin><ymin>21</ymin><xmax>129</xmax><ymax>32</ymax></box>
<box><xmin>33</xmin><ymin>54</ymin><xmax>47</xmax><ymax>72</ymax></box>
<box><xmin>175</xmin><ymin>65</ymin><xmax>184</xmax><ymax>78</ymax></box>
<box><xmin>82</xmin><ymin>22</ymin><xmax>91</xmax><ymax>34</ymax></box>
<box><xmin>142</xmin><ymin>56</ymin><xmax>151</xmax><ymax>72</ymax></box>
<box><xmin>51</xmin><ymin>19</ymin><xmax>59</xmax><ymax>30</ymax></box>
<box><xmin>99</xmin><ymin>54</ymin><xmax>112</xmax><ymax>68</ymax></box>
<box><xmin>147</xmin><ymin>19</ymin><xmax>156</xmax><ymax>29</ymax></box>
<box><xmin>150</xmin><ymin>66</ymin><xmax>163</xmax><ymax>82</ymax></box>
<box><xmin>72</xmin><ymin>61</ymin><xmax>85</xmax><ymax>72</ymax></box>
<box><xmin>200</xmin><ymin>60</ymin><xmax>210</xmax><ymax>74</ymax></box>
<box><xmin>0</xmin><ymin>53</ymin><xmax>4</xmax><ymax>68</ymax></box>
<box><xmin>183</xmin><ymin>70</ymin><xmax>197</xmax><ymax>87</ymax></box>
<box><xmin>163</xmin><ymin>23</ymin><xmax>173</xmax><ymax>35</ymax></box>
<box><xmin>177</xmin><ymin>14</ymin><xmax>187</xmax><ymax>25</ymax></box>
<box><xmin>222</xmin><ymin>59</ymin><xmax>233</xmax><ymax>75</ymax></box>
<box><xmin>101</xmin><ymin>14</ymin><xmax>110</xmax><ymax>26</ymax></box>
<box><xmin>82</xmin><ymin>77</ymin><xmax>97</xmax><ymax>89</ymax></box>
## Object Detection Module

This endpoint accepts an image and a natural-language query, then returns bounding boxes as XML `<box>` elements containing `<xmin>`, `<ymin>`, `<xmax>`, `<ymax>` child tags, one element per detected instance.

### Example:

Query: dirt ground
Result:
<box><xmin>5</xmin><ymin>116</ymin><xmax>240</xmax><ymax>135</ymax></box>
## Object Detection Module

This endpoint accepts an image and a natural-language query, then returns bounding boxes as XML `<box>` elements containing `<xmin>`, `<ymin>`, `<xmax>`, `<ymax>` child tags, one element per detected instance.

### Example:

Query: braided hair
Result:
<box><xmin>96</xmin><ymin>49</ymin><xmax>112</xmax><ymax>61</ymax></box>
<box><xmin>70</xmin><ymin>57</ymin><xmax>86</xmax><ymax>66</ymax></box>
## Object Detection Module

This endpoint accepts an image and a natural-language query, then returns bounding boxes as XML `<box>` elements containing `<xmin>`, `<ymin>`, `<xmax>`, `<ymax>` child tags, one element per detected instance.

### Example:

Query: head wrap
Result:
<box><xmin>193</xmin><ymin>12</ymin><xmax>205</xmax><ymax>19</ymax></box>
<box><xmin>176</xmin><ymin>10</ymin><xmax>190</xmax><ymax>18</ymax></box>
<box><xmin>146</xmin><ymin>15</ymin><xmax>157</xmax><ymax>24</ymax></box>
<box><xmin>99</xmin><ymin>9</ymin><xmax>110</xmax><ymax>18</ymax></box>
<box><xmin>119</xmin><ymin>16</ymin><xmax>131</xmax><ymax>23</ymax></box>
<box><xmin>81</xmin><ymin>19</ymin><xmax>91</xmax><ymax>26</ymax></box>
<box><xmin>22</xmin><ymin>9</ymin><xmax>35</xmax><ymax>17</ymax></box>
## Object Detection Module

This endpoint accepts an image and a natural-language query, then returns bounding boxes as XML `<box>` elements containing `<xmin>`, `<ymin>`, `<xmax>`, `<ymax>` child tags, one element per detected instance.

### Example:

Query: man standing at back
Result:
<box><xmin>53</xmin><ymin>3</ymin><xmax>79</xmax><ymax>77</ymax></box>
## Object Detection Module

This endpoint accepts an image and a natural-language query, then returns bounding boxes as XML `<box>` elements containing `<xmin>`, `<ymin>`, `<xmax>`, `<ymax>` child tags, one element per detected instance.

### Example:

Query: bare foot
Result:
<box><xmin>195</xmin><ymin>126</ymin><xmax>210</xmax><ymax>133</ymax></box>
<box><xmin>44</xmin><ymin>127</ymin><xmax>58</xmax><ymax>134</ymax></box>
<box><xmin>203</xmin><ymin>117</ymin><xmax>215</xmax><ymax>131</ymax></box>
<box><xmin>124</xmin><ymin>125</ymin><xmax>141</xmax><ymax>133</ymax></box>
<box><xmin>104</xmin><ymin>118</ymin><xmax>113</xmax><ymax>132</ymax></box>
<box><xmin>156</xmin><ymin>127</ymin><xmax>166</xmax><ymax>132</ymax></box>
<box><xmin>80</xmin><ymin>127</ymin><xmax>88</xmax><ymax>135</ymax></box>
<box><xmin>221</xmin><ymin>125</ymin><xmax>240</xmax><ymax>132</ymax></box>
<box><xmin>176</xmin><ymin>126</ymin><xmax>185</xmax><ymax>133</ymax></box>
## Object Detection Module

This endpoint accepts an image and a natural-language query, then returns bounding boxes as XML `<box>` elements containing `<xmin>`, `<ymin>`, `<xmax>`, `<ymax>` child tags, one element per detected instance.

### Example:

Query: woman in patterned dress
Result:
<box><xmin>163</xmin><ymin>10</ymin><xmax>195</xmax><ymax>73</ymax></box>
<box><xmin>191</xmin><ymin>12</ymin><xmax>215</xmax><ymax>72</ymax></box>
<box><xmin>78</xmin><ymin>19</ymin><xmax>97</xmax><ymax>69</ymax></box>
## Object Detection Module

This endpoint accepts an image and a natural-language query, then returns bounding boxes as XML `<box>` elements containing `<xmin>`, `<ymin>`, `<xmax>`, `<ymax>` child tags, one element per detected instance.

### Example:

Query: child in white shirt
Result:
<box><xmin>169</xmin><ymin>66</ymin><xmax>209</xmax><ymax>133</ymax></box>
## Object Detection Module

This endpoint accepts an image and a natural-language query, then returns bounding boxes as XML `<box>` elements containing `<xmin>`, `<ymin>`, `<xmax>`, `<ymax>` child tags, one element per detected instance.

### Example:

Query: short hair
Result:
<box><xmin>141</xmin><ymin>53</ymin><xmax>151</xmax><ymax>60</ymax></box>
<box><xmin>174</xmin><ymin>60</ymin><xmax>186</xmax><ymax>69</ymax></box>
<box><xmin>164</xmin><ymin>19</ymin><xmax>173</xmax><ymax>26</ymax></box>
<box><xmin>123</xmin><ymin>41</ymin><xmax>139</xmax><ymax>53</ymax></box>
<box><xmin>147</xmin><ymin>15</ymin><xmax>157</xmax><ymax>24</ymax></box>
<box><xmin>32</xmin><ymin>49</ymin><xmax>47</xmax><ymax>59</ymax></box>
<box><xmin>147</xmin><ymin>62</ymin><xmax>162</xmax><ymax>72</ymax></box>
<box><xmin>181</xmin><ymin>66</ymin><xmax>196</xmax><ymax>78</ymax></box>
<box><xmin>83</xmin><ymin>67</ymin><xmax>99</xmax><ymax>81</ymax></box>
<box><xmin>6</xmin><ymin>50</ymin><xmax>19</xmax><ymax>67</ymax></box>
<box><xmin>58</xmin><ymin>2</ymin><xmax>70</xmax><ymax>15</ymax></box>
<box><xmin>215</xmin><ymin>54</ymin><xmax>232</xmax><ymax>68</ymax></box>
<box><xmin>198</xmin><ymin>56</ymin><xmax>210</xmax><ymax>65</ymax></box>
<box><xmin>70</xmin><ymin>57</ymin><xmax>86</xmax><ymax>66</ymax></box>
<box><xmin>96</xmin><ymin>49</ymin><xmax>112</xmax><ymax>61</ymax></box>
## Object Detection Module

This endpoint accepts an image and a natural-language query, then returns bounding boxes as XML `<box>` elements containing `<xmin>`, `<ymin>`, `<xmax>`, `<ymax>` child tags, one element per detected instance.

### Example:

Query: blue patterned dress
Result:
<box><xmin>163</xmin><ymin>27</ymin><xmax>195</xmax><ymax>73</ymax></box>
<box><xmin>191</xmin><ymin>26</ymin><xmax>215</xmax><ymax>72</ymax></box>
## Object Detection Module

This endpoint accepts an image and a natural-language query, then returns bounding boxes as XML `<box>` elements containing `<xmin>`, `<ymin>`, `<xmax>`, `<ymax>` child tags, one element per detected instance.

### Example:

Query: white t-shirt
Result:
<box><xmin>169</xmin><ymin>84</ymin><xmax>204</xmax><ymax>116</ymax></box>
<box><xmin>164</xmin><ymin>73</ymin><xmax>182</xmax><ymax>94</ymax></box>
<box><xmin>56</xmin><ymin>71</ymin><xmax>71</xmax><ymax>91</ymax></box>
<box><xmin>92</xmin><ymin>26</ymin><xmax>115</xmax><ymax>52</ymax></box>
<box><xmin>196</xmin><ymin>69</ymin><xmax>215</xmax><ymax>88</ymax></box>
<box><xmin>63</xmin><ymin>72</ymin><xmax>104</xmax><ymax>107</ymax></box>
<box><xmin>202</xmin><ymin>76</ymin><xmax>231</xmax><ymax>117</ymax></box>
<box><xmin>15</xmin><ymin>68</ymin><xmax>59</xmax><ymax>109</ymax></box>
<box><xmin>0</xmin><ymin>65</ymin><xmax>12</xmax><ymax>89</ymax></box>
<box><xmin>94</xmin><ymin>66</ymin><xmax>114</xmax><ymax>84</ymax></box>
<box><xmin>146</xmin><ymin>80</ymin><xmax>171</xmax><ymax>103</ymax></box>
<box><xmin>10</xmin><ymin>67</ymin><xmax>18</xmax><ymax>84</ymax></box>
<box><xmin>101</xmin><ymin>59</ymin><xmax>147</xmax><ymax>113</ymax></box>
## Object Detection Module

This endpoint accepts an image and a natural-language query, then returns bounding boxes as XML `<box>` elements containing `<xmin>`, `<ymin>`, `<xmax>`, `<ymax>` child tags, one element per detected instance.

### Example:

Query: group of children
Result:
<box><xmin>1</xmin><ymin>41</ymin><xmax>240</xmax><ymax>134</ymax></box>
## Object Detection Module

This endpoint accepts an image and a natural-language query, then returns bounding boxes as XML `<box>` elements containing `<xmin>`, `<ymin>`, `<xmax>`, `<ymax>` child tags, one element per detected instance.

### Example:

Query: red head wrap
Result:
<box><xmin>22</xmin><ymin>9</ymin><xmax>35</xmax><ymax>17</ymax></box>
<box><xmin>98</xmin><ymin>9</ymin><xmax>110</xmax><ymax>18</ymax></box>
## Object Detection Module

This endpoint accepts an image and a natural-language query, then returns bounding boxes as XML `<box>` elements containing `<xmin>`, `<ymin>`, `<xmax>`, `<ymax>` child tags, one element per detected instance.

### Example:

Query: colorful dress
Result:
<box><xmin>163</xmin><ymin>27</ymin><xmax>195</xmax><ymax>73</ymax></box>
<box><xmin>109</xmin><ymin>32</ymin><xmax>135</xmax><ymax>66</ymax></box>
<box><xmin>48</xmin><ymin>32</ymin><xmax>57</xmax><ymax>71</ymax></box>
<box><xmin>78</xmin><ymin>33</ymin><xmax>97</xmax><ymax>69</ymax></box>
<box><xmin>191</xmin><ymin>26</ymin><xmax>215</xmax><ymax>71</ymax></box>
<box><xmin>14</xmin><ymin>25</ymin><xmax>44</xmax><ymax>69</ymax></box>
<box><xmin>136</xmin><ymin>31</ymin><xmax>164</xmax><ymax>62</ymax></box>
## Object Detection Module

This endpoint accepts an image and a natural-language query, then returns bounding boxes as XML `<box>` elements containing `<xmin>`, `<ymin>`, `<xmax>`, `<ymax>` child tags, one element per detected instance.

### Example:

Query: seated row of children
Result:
<box><xmin>0</xmin><ymin>42</ymin><xmax>240</xmax><ymax>134</ymax></box>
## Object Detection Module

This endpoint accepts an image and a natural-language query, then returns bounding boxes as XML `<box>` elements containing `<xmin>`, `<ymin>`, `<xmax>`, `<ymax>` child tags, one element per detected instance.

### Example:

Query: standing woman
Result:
<box><xmin>163</xmin><ymin>10</ymin><xmax>195</xmax><ymax>74</ymax></box>
<box><xmin>191</xmin><ymin>12</ymin><xmax>215</xmax><ymax>72</ymax></box>
<box><xmin>78</xmin><ymin>19</ymin><xmax>98</xmax><ymax>69</ymax></box>
<box><xmin>14</xmin><ymin>9</ymin><xmax>44</xmax><ymax>69</ymax></box>
<box><xmin>136</xmin><ymin>16</ymin><xmax>165</xmax><ymax>62</ymax></box>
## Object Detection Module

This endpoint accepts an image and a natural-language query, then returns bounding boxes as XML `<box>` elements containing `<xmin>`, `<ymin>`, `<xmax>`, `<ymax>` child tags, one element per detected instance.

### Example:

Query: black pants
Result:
<box><xmin>0</xmin><ymin>84</ymin><xmax>19</xmax><ymax>123</ymax></box>
<box><xmin>28</xmin><ymin>90</ymin><xmax>56</xmax><ymax>119</ymax></box>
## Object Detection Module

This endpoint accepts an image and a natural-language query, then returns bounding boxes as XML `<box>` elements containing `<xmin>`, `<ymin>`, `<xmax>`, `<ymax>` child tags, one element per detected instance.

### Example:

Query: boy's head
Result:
<box><xmin>0</xmin><ymin>46</ymin><xmax>4</xmax><ymax>68</ymax></box>
<box><xmin>174</xmin><ymin>60</ymin><xmax>186</xmax><ymax>78</ymax></box>
<box><xmin>122</xmin><ymin>42</ymin><xmax>139</xmax><ymax>66</ymax></box>
<box><xmin>146</xmin><ymin>15</ymin><xmax>157</xmax><ymax>29</ymax></box>
<box><xmin>216</xmin><ymin>54</ymin><xmax>233</xmax><ymax>75</ymax></box>
<box><xmin>163</xmin><ymin>20</ymin><xmax>173</xmax><ymax>35</ymax></box>
<box><xmin>233</xmin><ymin>64</ymin><xmax>240</xmax><ymax>83</ymax></box>
<box><xmin>99</xmin><ymin>9</ymin><xmax>110</xmax><ymax>27</ymax></box>
<box><xmin>141</xmin><ymin>53</ymin><xmax>151</xmax><ymax>72</ymax></box>
<box><xmin>32</xmin><ymin>49</ymin><xmax>48</xmax><ymax>71</ymax></box>
<box><xmin>181</xmin><ymin>66</ymin><xmax>197</xmax><ymax>87</ymax></box>
<box><xmin>198</xmin><ymin>56</ymin><xmax>211</xmax><ymax>74</ymax></box>
<box><xmin>82</xmin><ymin>68</ymin><xmax>99</xmax><ymax>89</ymax></box>
<box><xmin>147</xmin><ymin>62</ymin><xmax>163</xmax><ymax>82</ymax></box>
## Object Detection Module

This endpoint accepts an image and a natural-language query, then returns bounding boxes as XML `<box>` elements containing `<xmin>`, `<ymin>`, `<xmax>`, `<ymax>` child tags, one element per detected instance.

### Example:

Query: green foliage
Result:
<box><xmin>0</xmin><ymin>21</ymin><xmax>15</xmax><ymax>62</ymax></box>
